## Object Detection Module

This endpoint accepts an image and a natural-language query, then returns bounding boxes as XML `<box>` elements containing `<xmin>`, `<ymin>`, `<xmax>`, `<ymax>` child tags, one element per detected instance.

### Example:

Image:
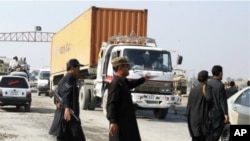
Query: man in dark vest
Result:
<box><xmin>207</xmin><ymin>65</ymin><xmax>229</xmax><ymax>141</ymax></box>
<box><xmin>49</xmin><ymin>58</ymin><xmax>86</xmax><ymax>141</ymax></box>
<box><xmin>225</xmin><ymin>81</ymin><xmax>238</xmax><ymax>99</ymax></box>
<box><xmin>187</xmin><ymin>70</ymin><xmax>214</xmax><ymax>141</ymax></box>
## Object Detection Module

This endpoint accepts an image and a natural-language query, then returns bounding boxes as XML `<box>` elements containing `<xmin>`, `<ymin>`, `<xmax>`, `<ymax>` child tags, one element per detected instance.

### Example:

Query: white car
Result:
<box><xmin>0</xmin><ymin>75</ymin><xmax>32</xmax><ymax>112</ymax></box>
<box><xmin>9</xmin><ymin>71</ymin><xmax>29</xmax><ymax>79</ymax></box>
<box><xmin>227</xmin><ymin>86</ymin><xmax>250</xmax><ymax>124</ymax></box>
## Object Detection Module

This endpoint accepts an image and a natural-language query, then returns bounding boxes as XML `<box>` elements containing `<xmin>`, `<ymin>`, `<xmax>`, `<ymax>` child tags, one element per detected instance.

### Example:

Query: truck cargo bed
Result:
<box><xmin>51</xmin><ymin>6</ymin><xmax>148</xmax><ymax>74</ymax></box>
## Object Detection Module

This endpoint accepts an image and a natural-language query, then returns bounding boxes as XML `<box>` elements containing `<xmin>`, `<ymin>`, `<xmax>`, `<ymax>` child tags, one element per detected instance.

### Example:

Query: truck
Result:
<box><xmin>0</xmin><ymin>56</ymin><xmax>31</xmax><ymax>76</ymax></box>
<box><xmin>50</xmin><ymin>6</ymin><xmax>183</xmax><ymax>119</ymax></box>
<box><xmin>37</xmin><ymin>68</ymin><xmax>50</xmax><ymax>96</ymax></box>
<box><xmin>0</xmin><ymin>56</ymin><xmax>11</xmax><ymax>75</ymax></box>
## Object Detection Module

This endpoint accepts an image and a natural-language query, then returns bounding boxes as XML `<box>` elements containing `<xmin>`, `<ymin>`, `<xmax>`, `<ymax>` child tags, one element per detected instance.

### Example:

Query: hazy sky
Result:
<box><xmin>0</xmin><ymin>0</ymin><xmax>249</xmax><ymax>80</ymax></box>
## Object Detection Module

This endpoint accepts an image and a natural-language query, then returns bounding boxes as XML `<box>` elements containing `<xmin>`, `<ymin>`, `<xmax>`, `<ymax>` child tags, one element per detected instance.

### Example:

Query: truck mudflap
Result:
<box><xmin>131</xmin><ymin>93</ymin><xmax>181</xmax><ymax>108</ymax></box>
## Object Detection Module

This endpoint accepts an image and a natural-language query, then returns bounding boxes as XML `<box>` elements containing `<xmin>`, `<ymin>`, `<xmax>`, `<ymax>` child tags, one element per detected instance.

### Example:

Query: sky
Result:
<box><xmin>0</xmin><ymin>0</ymin><xmax>249</xmax><ymax>81</ymax></box>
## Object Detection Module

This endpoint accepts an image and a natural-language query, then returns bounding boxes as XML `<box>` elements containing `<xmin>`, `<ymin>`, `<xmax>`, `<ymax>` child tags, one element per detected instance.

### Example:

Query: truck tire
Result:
<box><xmin>88</xmin><ymin>90</ymin><xmax>96</xmax><ymax>110</ymax></box>
<box><xmin>45</xmin><ymin>92</ymin><xmax>49</xmax><ymax>96</ymax></box>
<box><xmin>16</xmin><ymin>105</ymin><xmax>20</xmax><ymax>109</ymax></box>
<box><xmin>80</xmin><ymin>86</ymin><xmax>90</xmax><ymax>110</ymax></box>
<box><xmin>38</xmin><ymin>91</ymin><xmax>41</xmax><ymax>96</ymax></box>
<box><xmin>102</xmin><ymin>89</ymin><xmax>108</xmax><ymax>116</ymax></box>
<box><xmin>153</xmin><ymin>108</ymin><xmax>168</xmax><ymax>119</ymax></box>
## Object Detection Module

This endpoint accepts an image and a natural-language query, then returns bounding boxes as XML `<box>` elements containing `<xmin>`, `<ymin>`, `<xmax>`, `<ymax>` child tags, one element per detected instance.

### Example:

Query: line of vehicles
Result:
<box><xmin>49</xmin><ymin>6</ymin><xmax>184</xmax><ymax>119</ymax></box>
<box><xmin>0</xmin><ymin>56</ymin><xmax>32</xmax><ymax>111</ymax></box>
<box><xmin>30</xmin><ymin>68</ymin><xmax>50</xmax><ymax>96</ymax></box>
<box><xmin>48</xmin><ymin>6</ymin><xmax>249</xmax><ymax>122</ymax></box>
<box><xmin>0</xmin><ymin>57</ymin><xmax>50</xmax><ymax>111</ymax></box>
<box><xmin>0</xmin><ymin>7</ymin><xmax>186</xmax><ymax>118</ymax></box>
<box><xmin>0</xmin><ymin>57</ymin><xmax>50</xmax><ymax>94</ymax></box>
<box><xmin>0</xmin><ymin>6</ymin><xmax>188</xmax><ymax>118</ymax></box>
<box><xmin>0</xmin><ymin>6</ymin><xmax>248</xmax><ymax>124</ymax></box>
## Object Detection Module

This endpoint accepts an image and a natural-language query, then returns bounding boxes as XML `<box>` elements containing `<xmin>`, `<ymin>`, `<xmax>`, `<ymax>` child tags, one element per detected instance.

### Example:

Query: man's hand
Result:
<box><xmin>56</xmin><ymin>103</ymin><xmax>61</xmax><ymax>109</ymax></box>
<box><xmin>224</xmin><ymin>115</ymin><xmax>230</xmax><ymax>124</ymax></box>
<box><xmin>64</xmin><ymin>108</ymin><xmax>71</xmax><ymax>121</ymax></box>
<box><xmin>144</xmin><ymin>73</ymin><xmax>150</xmax><ymax>81</ymax></box>
<box><xmin>109</xmin><ymin>123</ymin><xmax>118</xmax><ymax>136</ymax></box>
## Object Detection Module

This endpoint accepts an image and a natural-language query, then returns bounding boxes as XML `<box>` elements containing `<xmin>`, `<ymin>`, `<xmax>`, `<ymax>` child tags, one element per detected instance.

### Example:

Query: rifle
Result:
<box><xmin>52</xmin><ymin>90</ymin><xmax>80</xmax><ymax>122</ymax></box>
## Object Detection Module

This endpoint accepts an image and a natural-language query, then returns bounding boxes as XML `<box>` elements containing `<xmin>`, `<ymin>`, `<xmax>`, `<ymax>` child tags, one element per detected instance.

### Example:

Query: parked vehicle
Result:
<box><xmin>50</xmin><ymin>6</ymin><xmax>182</xmax><ymax>119</ymax></box>
<box><xmin>0</xmin><ymin>56</ymin><xmax>30</xmax><ymax>76</ymax></box>
<box><xmin>37</xmin><ymin>68</ymin><xmax>50</xmax><ymax>96</ymax></box>
<box><xmin>0</xmin><ymin>75</ymin><xmax>32</xmax><ymax>112</ymax></box>
<box><xmin>0</xmin><ymin>56</ymin><xmax>11</xmax><ymax>75</ymax></box>
<box><xmin>227</xmin><ymin>86</ymin><xmax>250</xmax><ymax>124</ymax></box>
<box><xmin>29</xmin><ymin>69</ymin><xmax>39</xmax><ymax>88</ymax></box>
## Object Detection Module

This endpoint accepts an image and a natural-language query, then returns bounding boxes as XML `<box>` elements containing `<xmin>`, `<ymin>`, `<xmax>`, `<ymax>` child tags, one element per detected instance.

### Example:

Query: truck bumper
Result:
<box><xmin>37</xmin><ymin>85</ymin><xmax>49</xmax><ymax>92</ymax></box>
<box><xmin>132</xmin><ymin>93</ymin><xmax>181</xmax><ymax>108</ymax></box>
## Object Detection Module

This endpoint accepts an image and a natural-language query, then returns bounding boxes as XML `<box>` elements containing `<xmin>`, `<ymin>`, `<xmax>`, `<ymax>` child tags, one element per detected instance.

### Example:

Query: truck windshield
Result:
<box><xmin>123</xmin><ymin>49</ymin><xmax>172</xmax><ymax>72</ymax></box>
<box><xmin>39</xmin><ymin>71</ymin><xmax>50</xmax><ymax>80</ymax></box>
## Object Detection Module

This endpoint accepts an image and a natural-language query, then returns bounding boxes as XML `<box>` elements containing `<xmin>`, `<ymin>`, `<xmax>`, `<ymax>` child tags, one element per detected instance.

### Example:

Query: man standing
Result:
<box><xmin>141</xmin><ymin>51</ymin><xmax>152</xmax><ymax>69</ymax></box>
<box><xmin>225</xmin><ymin>81</ymin><xmax>238</xmax><ymax>99</ymax></box>
<box><xmin>207</xmin><ymin>65</ymin><xmax>229</xmax><ymax>141</ymax></box>
<box><xmin>106</xmin><ymin>57</ymin><xmax>149</xmax><ymax>141</ymax></box>
<box><xmin>9</xmin><ymin>56</ymin><xmax>19</xmax><ymax>72</ymax></box>
<box><xmin>49</xmin><ymin>58</ymin><xmax>86</xmax><ymax>141</ymax></box>
<box><xmin>187</xmin><ymin>70</ymin><xmax>214</xmax><ymax>141</ymax></box>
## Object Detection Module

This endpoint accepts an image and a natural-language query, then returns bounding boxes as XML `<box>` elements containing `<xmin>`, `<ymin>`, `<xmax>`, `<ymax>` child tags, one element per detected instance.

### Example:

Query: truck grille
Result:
<box><xmin>133</xmin><ymin>81</ymin><xmax>173</xmax><ymax>94</ymax></box>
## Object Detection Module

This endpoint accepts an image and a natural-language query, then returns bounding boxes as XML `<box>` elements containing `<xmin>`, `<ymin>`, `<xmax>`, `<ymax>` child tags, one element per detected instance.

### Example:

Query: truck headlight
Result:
<box><xmin>160</xmin><ymin>88</ymin><xmax>171</xmax><ymax>93</ymax></box>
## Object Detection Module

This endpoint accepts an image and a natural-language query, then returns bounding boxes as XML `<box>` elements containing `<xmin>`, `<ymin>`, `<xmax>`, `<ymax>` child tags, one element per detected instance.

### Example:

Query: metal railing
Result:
<box><xmin>0</xmin><ymin>32</ymin><xmax>55</xmax><ymax>42</ymax></box>
<box><xmin>108</xmin><ymin>34</ymin><xmax>157</xmax><ymax>47</ymax></box>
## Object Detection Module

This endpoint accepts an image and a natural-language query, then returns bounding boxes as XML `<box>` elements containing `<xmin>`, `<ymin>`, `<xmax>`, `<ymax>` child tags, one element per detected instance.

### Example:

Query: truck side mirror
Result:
<box><xmin>177</xmin><ymin>55</ymin><xmax>183</xmax><ymax>65</ymax></box>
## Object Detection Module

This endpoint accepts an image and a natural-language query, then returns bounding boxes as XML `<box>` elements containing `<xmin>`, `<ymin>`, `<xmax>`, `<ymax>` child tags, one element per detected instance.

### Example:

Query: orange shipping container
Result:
<box><xmin>51</xmin><ymin>6</ymin><xmax>148</xmax><ymax>75</ymax></box>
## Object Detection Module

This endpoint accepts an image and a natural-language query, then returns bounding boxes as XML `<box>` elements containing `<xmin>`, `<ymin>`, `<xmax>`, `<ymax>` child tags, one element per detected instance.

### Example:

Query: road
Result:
<box><xmin>0</xmin><ymin>91</ymin><xmax>190</xmax><ymax>141</ymax></box>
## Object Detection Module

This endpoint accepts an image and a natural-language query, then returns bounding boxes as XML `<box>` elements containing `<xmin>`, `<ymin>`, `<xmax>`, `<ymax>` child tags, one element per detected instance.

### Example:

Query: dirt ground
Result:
<box><xmin>0</xmin><ymin>91</ymin><xmax>189</xmax><ymax>141</ymax></box>
<box><xmin>0</xmin><ymin>91</ymin><xmax>109</xmax><ymax>141</ymax></box>
<box><xmin>0</xmin><ymin>92</ymin><xmax>56</xmax><ymax>141</ymax></box>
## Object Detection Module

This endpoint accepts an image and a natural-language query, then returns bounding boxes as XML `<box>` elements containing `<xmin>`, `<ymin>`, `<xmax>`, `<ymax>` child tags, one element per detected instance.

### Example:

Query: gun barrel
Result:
<box><xmin>53</xmin><ymin>91</ymin><xmax>80</xmax><ymax>121</ymax></box>
<box><xmin>70</xmin><ymin>109</ymin><xmax>80</xmax><ymax>121</ymax></box>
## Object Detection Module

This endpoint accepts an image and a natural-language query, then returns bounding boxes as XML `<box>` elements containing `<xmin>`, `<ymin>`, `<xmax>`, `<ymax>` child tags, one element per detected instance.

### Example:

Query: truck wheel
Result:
<box><xmin>45</xmin><ymin>92</ymin><xmax>49</xmax><ymax>96</ymax></box>
<box><xmin>16</xmin><ymin>105</ymin><xmax>20</xmax><ymax>109</ymax></box>
<box><xmin>80</xmin><ymin>86</ymin><xmax>90</xmax><ymax>110</ymax></box>
<box><xmin>24</xmin><ymin>104</ymin><xmax>31</xmax><ymax>112</ymax></box>
<box><xmin>153</xmin><ymin>108</ymin><xmax>168</xmax><ymax>119</ymax></box>
<box><xmin>88</xmin><ymin>89</ymin><xmax>97</xmax><ymax>110</ymax></box>
<box><xmin>102</xmin><ymin>89</ymin><xmax>108</xmax><ymax>116</ymax></box>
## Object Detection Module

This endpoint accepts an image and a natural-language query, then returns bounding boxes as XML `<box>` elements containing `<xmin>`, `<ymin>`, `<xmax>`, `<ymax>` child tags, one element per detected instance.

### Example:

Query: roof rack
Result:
<box><xmin>107</xmin><ymin>32</ymin><xmax>157</xmax><ymax>47</ymax></box>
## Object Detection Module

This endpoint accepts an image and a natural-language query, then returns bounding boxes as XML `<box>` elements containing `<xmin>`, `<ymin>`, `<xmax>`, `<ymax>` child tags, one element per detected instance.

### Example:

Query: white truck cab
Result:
<box><xmin>80</xmin><ymin>35</ymin><xmax>183</xmax><ymax>119</ymax></box>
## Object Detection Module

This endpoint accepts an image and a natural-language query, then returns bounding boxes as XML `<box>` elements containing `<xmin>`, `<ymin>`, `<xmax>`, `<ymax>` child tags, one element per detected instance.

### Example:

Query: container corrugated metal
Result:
<box><xmin>51</xmin><ymin>6</ymin><xmax>147</xmax><ymax>74</ymax></box>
